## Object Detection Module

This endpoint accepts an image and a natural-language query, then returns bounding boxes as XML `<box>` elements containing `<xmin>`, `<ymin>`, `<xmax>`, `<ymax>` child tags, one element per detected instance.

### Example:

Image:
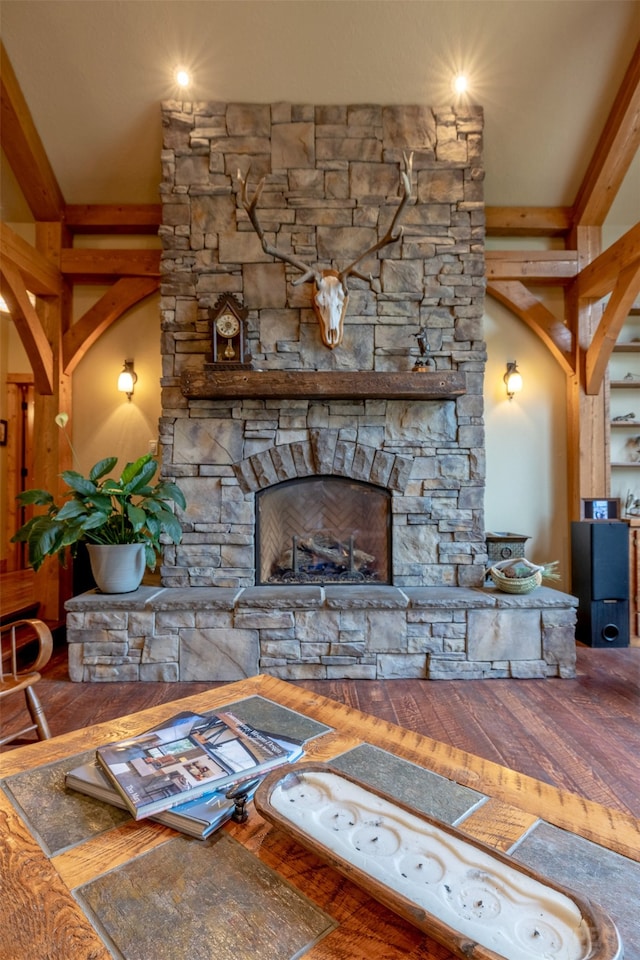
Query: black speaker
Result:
<box><xmin>571</xmin><ymin>521</ymin><xmax>629</xmax><ymax>647</ymax></box>
<box><xmin>575</xmin><ymin>599</ymin><xmax>629</xmax><ymax>647</ymax></box>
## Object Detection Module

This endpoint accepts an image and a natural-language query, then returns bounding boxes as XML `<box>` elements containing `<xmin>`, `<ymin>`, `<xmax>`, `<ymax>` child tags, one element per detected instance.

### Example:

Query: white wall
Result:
<box><xmin>483</xmin><ymin>297</ymin><xmax>569</xmax><ymax>590</ymax></box>
<box><xmin>70</xmin><ymin>292</ymin><xmax>162</xmax><ymax>477</ymax></box>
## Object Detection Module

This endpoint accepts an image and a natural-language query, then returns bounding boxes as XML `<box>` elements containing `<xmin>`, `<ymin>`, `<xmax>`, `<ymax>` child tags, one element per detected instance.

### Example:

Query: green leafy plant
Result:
<box><xmin>12</xmin><ymin>453</ymin><xmax>187</xmax><ymax>572</ymax></box>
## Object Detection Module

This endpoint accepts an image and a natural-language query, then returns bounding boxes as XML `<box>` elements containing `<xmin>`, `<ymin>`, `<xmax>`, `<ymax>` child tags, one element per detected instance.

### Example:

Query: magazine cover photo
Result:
<box><xmin>96</xmin><ymin>710</ymin><xmax>289</xmax><ymax>817</ymax></box>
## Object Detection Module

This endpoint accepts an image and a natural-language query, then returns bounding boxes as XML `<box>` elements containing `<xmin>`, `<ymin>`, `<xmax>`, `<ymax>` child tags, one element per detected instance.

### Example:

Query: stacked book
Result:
<box><xmin>65</xmin><ymin>709</ymin><xmax>304</xmax><ymax>839</ymax></box>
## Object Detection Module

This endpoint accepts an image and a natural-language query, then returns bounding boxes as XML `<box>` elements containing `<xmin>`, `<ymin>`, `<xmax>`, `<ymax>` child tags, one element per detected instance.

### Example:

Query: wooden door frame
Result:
<box><xmin>2</xmin><ymin>373</ymin><xmax>34</xmax><ymax>571</ymax></box>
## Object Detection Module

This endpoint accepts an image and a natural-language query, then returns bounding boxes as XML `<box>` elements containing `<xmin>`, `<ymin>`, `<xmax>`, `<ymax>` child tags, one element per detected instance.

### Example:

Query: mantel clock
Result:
<box><xmin>209</xmin><ymin>294</ymin><xmax>252</xmax><ymax>368</ymax></box>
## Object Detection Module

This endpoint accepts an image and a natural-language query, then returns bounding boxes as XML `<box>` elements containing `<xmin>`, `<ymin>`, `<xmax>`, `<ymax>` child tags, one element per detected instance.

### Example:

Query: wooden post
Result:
<box><xmin>566</xmin><ymin>225</ymin><xmax>609</xmax><ymax>520</ymax></box>
<box><xmin>32</xmin><ymin>222</ymin><xmax>73</xmax><ymax>622</ymax></box>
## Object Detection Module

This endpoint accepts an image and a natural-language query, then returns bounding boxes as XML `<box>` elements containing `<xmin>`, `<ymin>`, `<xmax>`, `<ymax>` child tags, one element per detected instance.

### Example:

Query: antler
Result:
<box><xmin>338</xmin><ymin>151</ymin><xmax>414</xmax><ymax>285</ymax></box>
<box><xmin>238</xmin><ymin>168</ymin><xmax>321</xmax><ymax>286</ymax></box>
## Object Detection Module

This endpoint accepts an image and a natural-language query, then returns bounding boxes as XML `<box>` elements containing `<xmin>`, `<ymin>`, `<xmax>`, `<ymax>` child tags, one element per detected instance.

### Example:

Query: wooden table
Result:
<box><xmin>2</xmin><ymin>674</ymin><xmax>639</xmax><ymax>960</ymax></box>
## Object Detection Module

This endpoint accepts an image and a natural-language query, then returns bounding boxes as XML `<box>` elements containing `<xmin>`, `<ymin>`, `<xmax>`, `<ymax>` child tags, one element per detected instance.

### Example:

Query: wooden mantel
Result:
<box><xmin>180</xmin><ymin>369</ymin><xmax>466</xmax><ymax>401</ymax></box>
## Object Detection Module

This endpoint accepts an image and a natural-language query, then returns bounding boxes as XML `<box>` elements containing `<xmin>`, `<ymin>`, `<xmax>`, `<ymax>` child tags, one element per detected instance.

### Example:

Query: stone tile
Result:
<box><xmin>141</xmin><ymin>636</ymin><xmax>179</xmax><ymax>663</ymax></box>
<box><xmin>82</xmin><ymin>641</ymin><xmax>129</xmax><ymax>658</ymax></box>
<box><xmin>272</xmin><ymin>122</ymin><xmax>315</xmax><ymax>169</ymax></box>
<box><xmin>226</xmin><ymin>103</ymin><xmax>271</xmax><ymax>137</ymax></box>
<box><xmin>511</xmin><ymin>820</ymin><xmax>639</xmax><ymax>951</ymax></box>
<box><xmin>509</xmin><ymin>659</ymin><xmax>547</xmax><ymax>679</ymax></box>
<box><xmin>243</xmin><ymin>262</ymin><xmax>287</xmax><ymax>309</ymax></box>
<box><xmin>127</xmin><ymin>611</ymin><xmax>155</xmax><ymax>636</ymax></box>
<box><xmin>234</xmin><ymin>611</ymin><xmax>295</xmax><ymax>630</ymax></box>
<box><xmin>193</xmin><ymin>611</ymin><xmax>235</xmax><ymax>629</ymax></box>
<box><xmin>407</xmin><ymin>634</ymin><xmax>443</xmax><ymax>655</ymax></box>
<box><xmin>330</xmin><ymin>638</ymin><xmax>366</xmax><ymax>657</ymax></box>
<box><xmin>180</xmin><ymin>628</ymin><xmax>259</xmax><ymax>681</ymax></box>
<box><xmin>327</xmin><ymin>663</ymin><xmax>377</xmax><ymax>679</ymax></box>
<box><xmin>259</xmin><ymin>639</ymin><xmax>301</xmax><ymax>659</ymax></box>
<box><xmin>77</xmin><ymin>833</ymin><xmax>333</xmax><ymax>960</ymax></box>
<box><xmin>65</xmin><ymin>586</ymin><xmax>163</xmax><ymax>612</ymax></box>
<box><xmin>377</xmin><ymin>653</ymin><xmax>427</xmax><ymax>678</ymax></box>
<box><xmin>331</xmin><ymin>742</ymin><xmax>484</xmax><ymax>823</ymax></box>
<box><xmin>88</xmin><ymin>664</ymin><xmax>141</xmax><ymax>682</ymax></box>
<box><xmin>324</xmin><ymin>585</ymin><xmax>408</xmax><ymax>609</ymax></box>
<box><xmin>155</xmin><ymin>610</ymin><xmax>195</xmax><ymax>630</ymax></box>
<box><xmin>139</xmin><ymin>662</ymin><xmax>180</xmax><ymax>681</ymax></box>
<box><xmin>151</xmin><ymin>587</ymin><xmax>240</xmax><ymax>610</ymax></box>
<box><xmin>295</xmin><ymin>609</ymin><xmax>341</xmax><ymax>642</ymax></box>
<box><xmin>428</xmin><ymin>658</ymin><xmax>491</xmax><ymax>680</ymax></box>
<box><xmin>393</xmin><ymin>525</ymin><xmax>440</xmax><ymax>569</ymax></box>
<box><xmin>364</xmin><ymin>610</ymin><xmax>408</xmax><ymax>652</ymax></box>
<box><xmin>263</xmin><ymin>663</ymin><xmax>328</xmax><ymax>680</ymax></box>
<box><xmin>468</xmin><ymin>609</ymin><xmax>542</xmax><ymax>661</ymax></box>
<box><xmin>486</xmin><ymin>585</ymin><xmax>579</xmax><ymax>609</ymax></box>
<box><xmin>67</xmin><ymin>644</ymin><xmax>85</xmax><ymax>681</ymax></box>
<box><xmin>238</xmin><ymin>586</ymin><xmax>324</xmax><ymax>608</ymax></box>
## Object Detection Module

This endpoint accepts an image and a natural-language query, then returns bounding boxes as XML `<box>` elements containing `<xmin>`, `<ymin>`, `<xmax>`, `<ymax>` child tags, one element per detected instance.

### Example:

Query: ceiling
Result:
<box><xmin>1</xmin><ymin>0</ymin><xmax>639</xmax><ymax>228</ymax></box>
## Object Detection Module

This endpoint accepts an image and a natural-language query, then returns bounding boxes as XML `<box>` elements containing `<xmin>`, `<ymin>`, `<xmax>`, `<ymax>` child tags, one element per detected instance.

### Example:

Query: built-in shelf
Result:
<box><xmin>181</xmin><ymin>369</ymin><xmax>466</xmax><ymax>401</ymax></box>
<box><xmin>610</xmin><ymin>311</ymin><xmax>640</xmax><ymax>645</ymax></box>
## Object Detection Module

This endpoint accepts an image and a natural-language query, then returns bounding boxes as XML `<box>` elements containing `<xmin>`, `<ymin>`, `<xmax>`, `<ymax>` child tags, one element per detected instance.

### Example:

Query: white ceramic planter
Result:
<box><xmin>87</xmin><ymin>543</ymin><xmax>146</xmax><ymax>594</ymax></box>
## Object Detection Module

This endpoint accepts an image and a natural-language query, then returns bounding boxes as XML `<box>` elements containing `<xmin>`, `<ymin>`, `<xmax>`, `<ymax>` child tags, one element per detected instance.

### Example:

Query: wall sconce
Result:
<box><xmin>504</xmin><ymin>361</ymin><xmax>522</xmax><ymax>401</ymax></box>
<box><xmin>117</xmin><ymin>359</ymin><xmax>137</xmax><ymax>401</ymax></box>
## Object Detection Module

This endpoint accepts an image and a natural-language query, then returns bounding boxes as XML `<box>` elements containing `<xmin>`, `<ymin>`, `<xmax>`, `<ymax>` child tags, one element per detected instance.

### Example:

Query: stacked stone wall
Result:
<box><xmin>65</xmin><ymin>586</ymin><xmax>578</xmax><ymax>682</ymax></box>
<box><xmin>159</xmin><ymin>102</ymin><xmax>487</xmax><ymax>590</ymax></box>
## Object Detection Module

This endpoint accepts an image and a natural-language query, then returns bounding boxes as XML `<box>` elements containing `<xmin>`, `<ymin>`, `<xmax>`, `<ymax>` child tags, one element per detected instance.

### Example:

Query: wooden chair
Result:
<box><xmin>0</xmin><ymin>618</ymin><xmax>53</xmax><ymax>746</ymax></box>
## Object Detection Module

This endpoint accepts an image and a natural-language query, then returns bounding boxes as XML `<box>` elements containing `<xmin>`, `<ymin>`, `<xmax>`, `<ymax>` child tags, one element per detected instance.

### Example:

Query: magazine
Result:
<box><xmin>65</xmin><ymin>759</ymin><xmax>240</xmax><ymax>838</ymax></box>
<box><xmin>66</xmin><ymin>730</ymin><xmax>303</xmax><ymax>838</ymax></box>
<box><xmin>95</xmin><ymin>709</ymin><xmax>298</xmax><ymax>819</ymax></box>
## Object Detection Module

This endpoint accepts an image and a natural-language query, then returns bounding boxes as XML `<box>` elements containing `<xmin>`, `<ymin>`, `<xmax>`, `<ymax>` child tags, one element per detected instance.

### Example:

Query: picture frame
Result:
<box><xmin>0</xmin><ymin>419</ymin><xmax>6</xmax><ymax>446</ymax></box>
<box><xmin>580</xmin><ymin>498</ymin><xmax>620</xmax><ymax>521</ymax></box>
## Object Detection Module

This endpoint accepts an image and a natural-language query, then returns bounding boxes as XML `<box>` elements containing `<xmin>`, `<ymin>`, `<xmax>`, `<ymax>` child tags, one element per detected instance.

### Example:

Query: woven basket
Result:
<box><xmin>489</xmin><ymin>566</ymin><xmax>542</xmax><ymax>594</ymax></box>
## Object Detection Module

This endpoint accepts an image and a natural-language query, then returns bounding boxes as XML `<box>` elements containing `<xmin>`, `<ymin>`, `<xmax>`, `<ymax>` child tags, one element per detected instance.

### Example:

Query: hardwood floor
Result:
<box><xmin>2</xmin><ymin>641</ymin><xmax>639</xmax><ymax>819</ymax></box>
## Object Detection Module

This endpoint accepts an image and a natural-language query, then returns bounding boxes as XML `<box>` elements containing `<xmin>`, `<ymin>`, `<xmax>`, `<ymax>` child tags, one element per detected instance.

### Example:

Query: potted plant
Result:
<box><xmin>12</xmin><ymin>452</ymin><xmax>187</xmax><ymax>594</ymax></box>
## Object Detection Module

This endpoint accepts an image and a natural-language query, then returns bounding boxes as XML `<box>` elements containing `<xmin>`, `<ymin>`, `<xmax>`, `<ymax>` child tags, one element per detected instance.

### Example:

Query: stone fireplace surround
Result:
<box><xmin>65</xmin><ymin>100</ymin><xmax>578</xmax><ymax>680</ymax></box>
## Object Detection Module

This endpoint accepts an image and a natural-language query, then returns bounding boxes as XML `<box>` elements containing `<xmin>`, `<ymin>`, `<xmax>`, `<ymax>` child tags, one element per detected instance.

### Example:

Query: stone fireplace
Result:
<box><xmin>159</xmin><ymin>101</ymin><xmax>487</xmax><ymax>591</ymax></box>
<box><xmin>64</xmin><ymin>101</ymin><xmax>578</xmax><ymax>682</ymax></box>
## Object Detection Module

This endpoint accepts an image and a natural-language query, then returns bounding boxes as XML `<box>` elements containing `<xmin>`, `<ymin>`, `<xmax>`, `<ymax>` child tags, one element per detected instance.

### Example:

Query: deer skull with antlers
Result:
<box><xmin>238</xmin><ymin>153</ymin><xmax>413</xmax><ymax>349</ymax></box>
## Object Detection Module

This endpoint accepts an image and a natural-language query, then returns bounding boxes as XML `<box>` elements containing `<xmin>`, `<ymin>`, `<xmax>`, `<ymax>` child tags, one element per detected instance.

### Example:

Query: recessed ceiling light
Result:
<box><xmin>176</xmin><ymin>69</ymin><xmax>190</xmax><ymax>88</ymax></box>
<box><xmin>453</xmin><ymin>74</ymin><xmax>468</xmax><ymax>95</ymax></box>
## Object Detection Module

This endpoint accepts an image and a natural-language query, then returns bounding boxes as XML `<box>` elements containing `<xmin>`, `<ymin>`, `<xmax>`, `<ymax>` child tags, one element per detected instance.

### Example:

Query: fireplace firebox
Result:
<box><xmin>256</xmin><ymin>477</ymin><xmax>391</xmax><ymax>586</ymax></box>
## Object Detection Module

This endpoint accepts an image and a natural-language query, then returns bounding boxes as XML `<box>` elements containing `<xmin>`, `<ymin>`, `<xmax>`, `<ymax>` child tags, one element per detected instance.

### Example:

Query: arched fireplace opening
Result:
<box><xmin>256</xmin><ymin>476</ymin><xmax>392</xmax><ymax>585</ymax></box>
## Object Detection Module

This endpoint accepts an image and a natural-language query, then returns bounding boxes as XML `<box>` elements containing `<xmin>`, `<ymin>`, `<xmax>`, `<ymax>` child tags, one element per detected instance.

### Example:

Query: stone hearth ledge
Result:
<box><xmin>65</xmin><ymin>585</ymin><xmax>578</xmax><ymax>683</ymax></box>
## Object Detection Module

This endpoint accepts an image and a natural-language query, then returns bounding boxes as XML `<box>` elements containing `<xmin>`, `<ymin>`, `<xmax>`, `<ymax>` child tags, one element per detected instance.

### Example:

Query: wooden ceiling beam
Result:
<box><xmin>486</xmin><ymin>280</ymin><xmax>574</xmax><ymax>375</ymax></box>
<box><xmin>584</xmin><ymin>258</ymin><xmax>640</xmax><ymax>395</ymax></box>
<box><xmin>572</xmin><ymin>39</ymin><xmax>640</xmax><ymax>228</ymax></box>
<box><xmin>59</xmin><ymin>249</ymin><xmax>161</xmax><ymax>279</ymax></box>
<box><xmin>64</xmin><ymin>204</ymin><xmax>162</xmax><ymax>234</ymax></box>
<box><xmin>0</xmin><ymin>259</ymin><xmax>54</xmax><ymax>394</ymax></box>
<box><xmin>485</xmin><ymin>250</ymin><xmax>579</xmax><ymax>284</ymax></box>
<box><xmin>485</xmin><ymin>207</ymin><xmax>572</xmax><ymax>237</ymax></box>
<box><xmin>0</xmin><ymin>41</ymin><xmax>65</xmax><ymax>221</ymax></box>
<box><xmin>575</xmin><ymin>222</ymin><xmax>640</xmax><ymax>299</ymax></box>
<box><xmin>62</xmin><ymin>277</ymin><xmax>159</xmax><ymax>375</ymax></box>
<box><xmin>0</xmin><ymin>223</ymin><xmax>62</xmax><ymax>296</ymax></box>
